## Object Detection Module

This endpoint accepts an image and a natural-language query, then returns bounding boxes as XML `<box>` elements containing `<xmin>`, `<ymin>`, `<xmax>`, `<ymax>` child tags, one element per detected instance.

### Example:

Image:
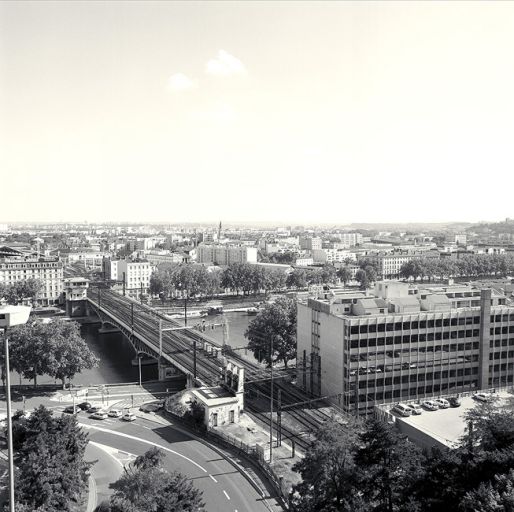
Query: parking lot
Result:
<box><xmin>390</xmin><ymin>391</ymin><xmax>514</xmax><ymax>449</ymax></box>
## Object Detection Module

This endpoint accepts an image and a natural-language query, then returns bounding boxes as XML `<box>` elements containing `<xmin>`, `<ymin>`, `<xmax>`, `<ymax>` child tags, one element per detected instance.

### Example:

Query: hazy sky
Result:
<box><xmin>2</xmin><ymin>1</ymin><xmax>514</xmax><ymax>225</ymax></box>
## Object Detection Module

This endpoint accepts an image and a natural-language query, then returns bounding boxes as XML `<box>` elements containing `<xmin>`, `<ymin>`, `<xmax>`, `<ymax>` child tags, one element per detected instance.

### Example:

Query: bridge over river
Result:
<box><xmin>86</xmin><ymin>287</ymin><xmax>341</xmax><ymax>451</ymax></box>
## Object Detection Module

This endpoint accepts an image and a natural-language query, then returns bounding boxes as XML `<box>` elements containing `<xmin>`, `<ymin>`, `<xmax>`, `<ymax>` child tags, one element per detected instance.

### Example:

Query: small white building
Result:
<box><xmin>191</xmin><ymin>362</ymin><xmax>245</xmax><ymax>428</ymax></box>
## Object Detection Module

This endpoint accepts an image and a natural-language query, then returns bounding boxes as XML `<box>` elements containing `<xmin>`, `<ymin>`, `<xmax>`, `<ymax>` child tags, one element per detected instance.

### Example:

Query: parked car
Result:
<box><xmin>139</xmin><ymin>401</ymin><xmax>164</xmax><ymax>413</ymax></box>
<box><xmin>108</xmin><ymin>409</ymin><xmax>123</xmax><ymax>418</ymax></box>
<box><xmin>422</xmin><ymin>400</ymin><xmax>439</xmax><ymax>411</ymax></box>
<box><xmin>87</xmin><ymin>406</ymin><xmax>103</xmax><ymax>414</ymax></box>
<box><xmin>63</xmin><ymin>406</ymin><xmax>78</xmax><ymax>414</ymax></box>
<box><xmin>122</xmin><ymin>412</ymin><xmax>136</xmax><ymax>422</ymax></box>
<box><xmin>448</xmin><ymin>397</ymin><xmax>462</xmax><ymax>407</ymax></box>
<box><xmin>392</xmin><ymin>403</ymin><xmax>412</xmax><ymax>417</ymax></box>
<box><xmin>407</xmin><ymin>403</ymin><xmax>423</xmax><ymax>415</ymax></box>
<box><xmin>473</xmin><ymin>392</ymin><xmax>492</xmax><ymax>402</ymax></box>
<box><xmin>434</xmin><ymin>398</ymin><xmax>450</xmax><ymax>409</ymax></box>
<box><xmin>77</xmin><ymin>402</ymin><xmax>92</xmax><ymax>411</ymax></box>
<box><xmin>90</xmin><ymin>411</ymin><xmax>108</xmax><ymax>420</ymax></box>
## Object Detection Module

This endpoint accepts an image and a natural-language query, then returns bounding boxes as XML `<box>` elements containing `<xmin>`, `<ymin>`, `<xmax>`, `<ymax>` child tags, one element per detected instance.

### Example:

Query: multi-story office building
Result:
<box><xmin>0</xmin><ymin>250</ymin><xmax>64</xmax><ymax>305</ymax></box>
<box><xmin>196</xmin><ymin>244</ymin><xmax>257</xmax><ymax>265</ymax></box>
<box><xmin>297</xmin><ymin>281</ymin><xmax>514</xmax><ymax>416</ymax></box>
<box><xmin>299</xmin><ymin>237</ymin><xmax>322</xmax><ymax>251</ymax></box>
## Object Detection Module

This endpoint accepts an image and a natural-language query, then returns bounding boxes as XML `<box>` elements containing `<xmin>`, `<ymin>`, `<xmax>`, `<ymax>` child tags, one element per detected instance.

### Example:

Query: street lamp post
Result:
<box><xmin>0</xmin><ymin>305</ymin><xmax>31</xmax><ymax>512</ymax></box>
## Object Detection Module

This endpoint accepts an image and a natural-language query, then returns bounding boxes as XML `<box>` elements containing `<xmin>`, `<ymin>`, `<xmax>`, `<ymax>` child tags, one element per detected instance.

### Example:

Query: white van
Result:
<box><xmin>392</xmin><ymin>403</ymin><xmax>412</xmax><ymax>417</ymax></box>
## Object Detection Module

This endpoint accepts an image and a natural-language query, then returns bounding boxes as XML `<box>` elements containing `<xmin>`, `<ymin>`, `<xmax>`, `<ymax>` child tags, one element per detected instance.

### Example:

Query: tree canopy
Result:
<box><xmin>0</xmin><ymin>278</ymin><xmax>43</xmax><ymax>304</ymax></box>
<box><xmin>245</xmin><ymin>297</ymin><xmax>297</xmax><ymax>368</ymax></box>
<box><xmin>6</xmin><ymin>319</ymin><xmax>99</xmax><ymax>387</ymax></box>
<box><xmin>108</xmin><ymin>447</ymin><xmax>204</xmax><ymax>512</ymax></box>
<box><xmin>292</xmin><ymin>401</ymin><xmax>514</xmax><ymax>512</ymax></box>
<box><xmin>11</xmin><ymin>405</ymin><xmax>90</xmax><ymax>511</ymax></box>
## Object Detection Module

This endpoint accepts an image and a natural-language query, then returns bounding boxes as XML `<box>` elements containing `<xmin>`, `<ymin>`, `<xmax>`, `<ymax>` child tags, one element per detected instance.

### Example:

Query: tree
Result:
<box><xmin>13</xmin><ymin>406</ymin><xmax>90</xmax><ymax>511</ymax></box>
<box><xmin>245</xmin><ymin>297</ymin><xmax>296</xmax><ymax>368</ymax></box>
<box><xmin>0</xmin><ymin>278</ymin><xmax>43</xmax><ymax>304</ymax></box>
<box><xmin>8</xmin><ymin>319</ymin><xmax>98</xmax><ymax>388</ymax></box>
<box><xmin>109</xmin><ymin>447</ymin><xmax>204</xmax><ymax>512</ymax></box>
<box><xmin>286</xmin><ymin>269</ymin><xmax>308</xmax><ymax>289</ymax></box>
<box><xmin>291</xmin><ymin>417</ymin><xmax>365</xmax><ymax>512</ymax></box>
<box><xmin>354</xmin><ymin>419</ymin><xmax>423</xmax><ymax>512</ymax></box>
<box><xmin>461</xmin><ymin>469</ymin><xmax>514</xmax><ymax>512</ymax></box>
<box><xmin>47</xmin><ymin>320</ymin><xmax>99</xmax><ymax>387</ymax></box>
<box><xmin>355</xmin><ymin>269</ymin><xmax>370</xmax><ymax>290</ymax></box>
<box><xmin>337</xmin><ymin>266</ymin><xmax>353</xmax><ymax>287</ymax></box>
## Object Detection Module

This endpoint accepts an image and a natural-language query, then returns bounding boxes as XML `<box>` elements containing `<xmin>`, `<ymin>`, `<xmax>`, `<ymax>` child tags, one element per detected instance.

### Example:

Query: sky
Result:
<box><xmin>1</xmin><ymin>1</ymin><xmax>514</xmax><ymax>225</ymax></box>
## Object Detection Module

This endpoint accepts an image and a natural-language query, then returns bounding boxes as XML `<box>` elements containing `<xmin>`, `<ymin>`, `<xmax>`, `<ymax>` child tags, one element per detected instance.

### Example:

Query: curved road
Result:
<box><xmin>77</xmin><ymin>411</ymin><xmax>279</xmax><ymax>512</ymax></box>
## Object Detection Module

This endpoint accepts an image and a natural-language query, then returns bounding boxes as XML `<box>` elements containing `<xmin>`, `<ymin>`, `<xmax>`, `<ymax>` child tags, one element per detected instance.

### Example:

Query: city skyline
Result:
<box><xmin>2</xmin><ymin>1</ymin><xmax>514</xmax><ymax>224</ymax></box>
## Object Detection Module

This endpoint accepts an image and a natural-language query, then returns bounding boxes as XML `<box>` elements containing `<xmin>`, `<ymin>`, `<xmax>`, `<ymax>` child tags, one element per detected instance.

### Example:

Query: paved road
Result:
<box><xmin>76</xmin><ymin>411</ymin><xmax>277</xmax><ymax>512</ymax></box>
<box><xmin>0</xmin><ymin>391</ymin><xmax>282</xmax><ymax>512</ymax></box>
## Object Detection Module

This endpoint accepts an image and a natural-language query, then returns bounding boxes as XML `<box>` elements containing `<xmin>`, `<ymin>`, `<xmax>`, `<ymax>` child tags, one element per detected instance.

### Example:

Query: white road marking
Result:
<box><xmin>223</xmin><ymin>490</ymin><xmax>230</xmax><ymax>500</ymax></box>
<box><xmin>79</xmin><ymin>422</ymin><xmax>207</xmax><ymax>473</ymax></box>
<box><xmin>89</xmin><ymin>441</ymin><xmax>126</xmax><ymax>468</ymax></box>
<box><xmin>209</xmin><ymin>474</ymin><xmax>218</xmax><ymax>483</ymax></box>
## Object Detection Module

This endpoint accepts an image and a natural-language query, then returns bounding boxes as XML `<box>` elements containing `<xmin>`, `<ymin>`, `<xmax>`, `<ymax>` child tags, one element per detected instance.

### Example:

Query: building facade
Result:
<box><xmin>0</xmin><ymin>254</ymin><xmax>64</xmax><ymax>305</ymax></box>
<box><xmin>299</xmin><ymin>237</ymin><xmax>322</xmax><ymax>251</ymax></box>
<box><xmin>297</xmin><ymin>281</ymin><xmax>514</xmax><ymax>416</ymax></box>
<box><xmin>196</xmin><ymin>244</ymin><xmax>257</xmax><ymax>265</ymax></box>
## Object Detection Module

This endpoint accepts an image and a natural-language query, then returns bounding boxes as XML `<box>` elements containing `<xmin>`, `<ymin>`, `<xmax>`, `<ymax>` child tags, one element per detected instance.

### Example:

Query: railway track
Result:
<box><xmin>87</xmin><ymin>288</ymin><xmax>344</xmax><ymax>451</ymax></box>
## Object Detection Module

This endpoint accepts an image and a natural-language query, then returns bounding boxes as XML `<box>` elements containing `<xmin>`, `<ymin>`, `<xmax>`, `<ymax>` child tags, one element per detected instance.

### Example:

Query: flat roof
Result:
<box><xmin>388</xmin><ymin>391</ymin><xmax>514</xmax><ymax>449</ymax></box>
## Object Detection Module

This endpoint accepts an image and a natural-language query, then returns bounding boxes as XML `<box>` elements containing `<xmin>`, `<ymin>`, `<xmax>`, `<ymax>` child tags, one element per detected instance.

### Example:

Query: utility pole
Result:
<box><xmin>131</xmin><ymin>303</ymin><xmax>134</xmax><ymax>332</ymax></box>
<box><xmin>269</xmin><ymin>335</ymin><xmax>274</xmax><ymax>463</ymax></box>
<box><xmin>277</xmin><ymin>388</ymin><xmax>282</xmax><ymax>447</ymax></box>
<box><xmin>122</xmin><ymin>272</ymin><xmax>126</xmax><ymax>296</ymax></box>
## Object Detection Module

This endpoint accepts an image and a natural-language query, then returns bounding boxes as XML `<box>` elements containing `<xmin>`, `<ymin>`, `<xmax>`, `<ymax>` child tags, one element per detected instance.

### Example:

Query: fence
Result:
<box><xmin>163</xmin><ymin>405</ymin><xmax>291</xmax><ymax>509</ymax></box>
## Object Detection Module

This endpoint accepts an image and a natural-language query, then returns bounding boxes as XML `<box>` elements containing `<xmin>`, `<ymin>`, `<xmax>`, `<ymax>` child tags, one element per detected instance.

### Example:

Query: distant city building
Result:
<box><xmin>338</xmin><ymin>233</ymin><xmax>363</xmax><ymax>246</ymax></box>
<box><xmin>0</xmin><ymin>248</ymin><xmax>64</xmax><ymax>305</ymax></box>
<box><xmin>297</xmin><ymin>281</ymin><xmax>512</xmax><ymax>416</ymax></box>
<box><xmin>367</xmin><ymin>252</ymin><xmax>429</xmax><ymax>279</ymax></box>
<box><xmin>312</xmin><ymin>248</ymin><xmax>355</xmax><ymax>264</ymax></box>
<box><xmin>295</xmin><ymin>258</ymin><xmax>314</xmax><ymax>267</ymax></box>
<box><xmin>299</xmin><ymin>237</ymin><xmax>322</xmax><ymax>251</ymax></box>
<box><xmin>102</xmin><ymin>258</ymin><xmax>153</xmax><ymax>295</ymax></box>
<box><xmin>455</xmin><ymin>234</ymin><xmax>468</xmax><ymax>245</ymax></box>
<box><xmin>197</xmin><ymin>244</ymin><xmax>257</xmax><ymax>265</ymax></box>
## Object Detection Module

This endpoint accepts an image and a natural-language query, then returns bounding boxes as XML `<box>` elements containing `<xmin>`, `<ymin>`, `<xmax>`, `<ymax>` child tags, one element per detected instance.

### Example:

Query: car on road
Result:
<box><xmin>63</xmin><ymin>406</ymin><xmax>78</xmax><ymax>414</ymax></box>
<box><xmin>448</xmin><ymin>397</ymin><xmax>462</xmax><ymax>407</ymax></box>
<box><xmin>77</xmin><ymin>402</ymin><xmax>92</xmax><ymax>411</ymax></box>
<box><xmin>434</xmin><ymin>398</ymin><xmax>450</xmax><ymax>409</ymax></box>
<box><xmin>473</xmin><ymin>392</ymin><xmax>493</xmax><ymax>402</ymax></box>
<box><xmin>422</xmin><ymin>400</ymin><xmax>439</xmax><ymax>411</ymax></box>
<box><xmin>392</xmin><ymin>403</ymin><xmax>412</xmax><ymax>417</ymax></box>
<box><xmin>108</xmin><ymin>409</ymin><xmax>123</xmax><ymax>418</ymax></box>
<box><xmin>122</xmin><ymin>412</ymin><xmax>136</xmax><ymax>422</ymax></box>
<box><xmin>87</xmin><ymin>406</ymin><xmax>103</xmax><ymax>414</ymax></box>
<box><xmin>407</xmin><ymin>403</ymin><xmax>423</xmax><ymax>415</ymax></box>
<box><xmin>90</xmin><ymin>411</ymin><xmax>108</xmax><ymax>420</ymax></box>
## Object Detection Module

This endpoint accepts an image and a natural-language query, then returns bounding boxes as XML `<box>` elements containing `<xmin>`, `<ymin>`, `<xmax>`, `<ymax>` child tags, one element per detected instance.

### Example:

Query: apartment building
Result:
<box><xmin>312</xmin><ymin>248</ymin><xmax>355</xmax><ymax>264</ymax></box>
<box><xmin>196</xmin><ymin>244</ymin><xmax>257</xmax><ymax>265</ymax></box>
<box><xmin>299</xmin><ymin>237</ymin><xmax>322</xmax><ymax>251</ymax></box>
<box><xmin>297</xmin><ymin>281</ymin><xmax>514</xmax><ymax>416</ymax></box>
<box><xmin>102</xmin><ymin>258</ymin><xmax>153</xmax><ymax>295</ymax></box>
<box><xmin>367</xmin><ymin>252</ymin><xmax>431</xmax><ymax>279</ymax></box>
<box><xmin>0</xmin><ymin>250</ymin><xmax>64</xmax><ymax>305</ymax></box>
<box><xmin>338</xmin><ymin>233</ymin><xmax>363</xmax><ymax>246</ymax></box>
